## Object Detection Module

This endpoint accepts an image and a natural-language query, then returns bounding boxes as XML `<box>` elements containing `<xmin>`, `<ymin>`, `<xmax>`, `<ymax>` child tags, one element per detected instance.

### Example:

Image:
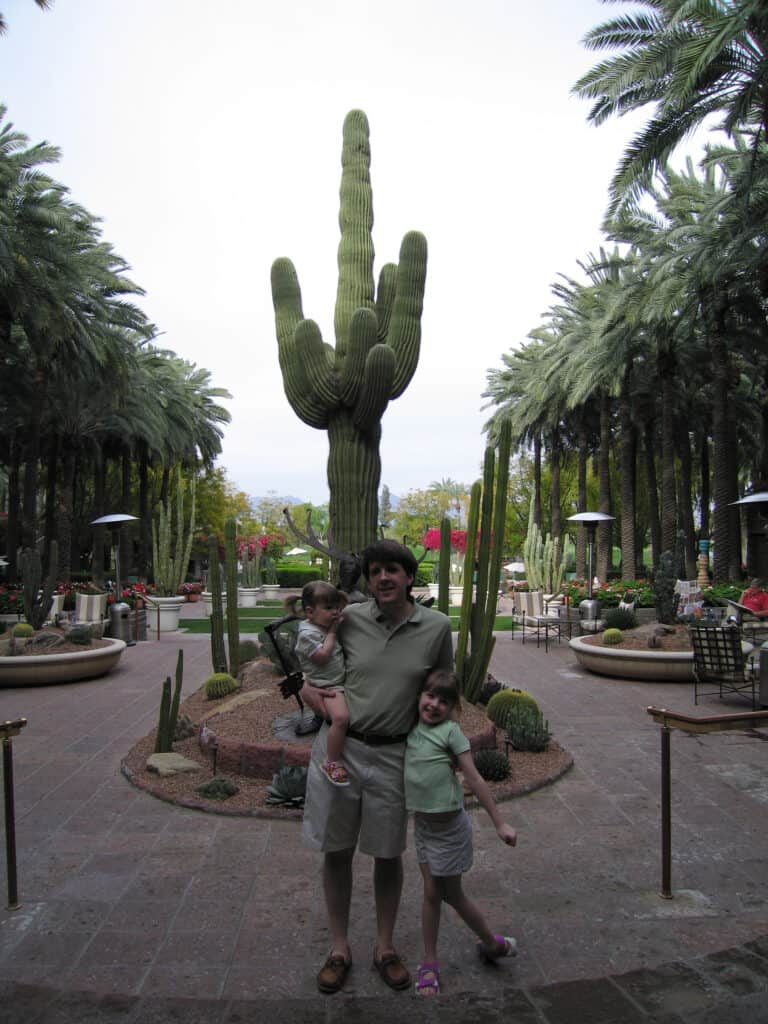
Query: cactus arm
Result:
<box><xmin>486</xmin><ymin>420</ymin><xmax>511</xmax><ymax>622</ymax></box>
<box><xmin>271</xmin><ymin>256</ymin><xmax>304</xmax><ymax>346</ymax></box>
<box><xmin>294</xmin><ymin>319</ymin><xmax>339</xmax><ymax>408</ymax></box>
<box><xmin>339</xmin><ymin>308</ymin><xmax>378</xmax><ymax>406</ymax></box>
<box><xmin>271</xmin><ymin>259</ymin><xmax>330</xmax><ymax>427</ymax></box>
<box><xmin>473</xmin><ymin>446</ymin><xmax>496</xmax><ymax>623</ymax></box>
<box><xmin>351</xmin><ymin>344</ymin><xmax>395</xmax><ymax>432</ymax></box>
<box><xmin>224</xmin><ymin>518</ymin><xmax>240</xmax><ymax>678</ymax></box>
<box><xmin>155</xmin><ymin>676</ymin><xmax>172</xmax><ymax>753</ymax></box>
<box><xmin>388</xmin><ymin>231</ymin><xmax>427</xmax><ymax>398</ymax></box>
<box><xmin>375</xmin><ymin>263</ymin><xmax>397</xmax><ymax>341</ymax></box>
<box><xmin>334</xmin><ymin>109</ymin><xmax>375</xmax><ymax>357</ymax></box>
<box><xmin>167</xmin><ymin>648</ymin><xmax>183</xmax><ymax>746</ymax></box>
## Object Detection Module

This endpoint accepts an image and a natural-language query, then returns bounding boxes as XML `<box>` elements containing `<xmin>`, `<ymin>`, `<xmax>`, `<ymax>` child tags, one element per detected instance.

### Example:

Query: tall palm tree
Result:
<box><xmin>0</xmin><ymin>0</ymin><xmax>52</xmax><ymax>36</ymax></box>
<box><xmin>573</xmin><ymin>0</ymin><xmax>768</xmax><ymax>213</ymax></box>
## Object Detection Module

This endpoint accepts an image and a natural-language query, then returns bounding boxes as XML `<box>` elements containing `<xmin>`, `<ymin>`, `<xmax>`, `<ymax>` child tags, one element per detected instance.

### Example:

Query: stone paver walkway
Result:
<box><xmin>0</xmin><ymin>599</ymin><xmax>766</xmax><ymax>1021</ymax></box>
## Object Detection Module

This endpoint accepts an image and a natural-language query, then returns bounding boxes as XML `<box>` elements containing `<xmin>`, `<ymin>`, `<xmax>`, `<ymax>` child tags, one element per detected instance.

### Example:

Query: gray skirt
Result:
<box><xmin>414</xmin><ymin>809</ymin><xmax>473</xmax><ymax>877</ymax></box>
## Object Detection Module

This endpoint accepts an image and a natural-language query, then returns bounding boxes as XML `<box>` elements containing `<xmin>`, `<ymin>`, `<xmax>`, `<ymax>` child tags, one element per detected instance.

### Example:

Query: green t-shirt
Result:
<box><xmin>339</xmin><ymin>599</ymin><xmax>454</xmax><ymax>736</ymax></box>
<box><xmin>404</xmin><ymin>719</ymin><xmax>470</xmax><ymax>813</ymax></box>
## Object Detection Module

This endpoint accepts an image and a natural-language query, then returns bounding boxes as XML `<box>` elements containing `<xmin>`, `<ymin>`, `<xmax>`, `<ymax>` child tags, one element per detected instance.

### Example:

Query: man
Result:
<box><xmin>301</xmin><ymin>539</ymin><xmax>454</xmax><ymax>994</ymax></box>
<box><xmin>739</xmin><ymin>579</ymin><xmax>768</xmax><ymax>619</ymax></box>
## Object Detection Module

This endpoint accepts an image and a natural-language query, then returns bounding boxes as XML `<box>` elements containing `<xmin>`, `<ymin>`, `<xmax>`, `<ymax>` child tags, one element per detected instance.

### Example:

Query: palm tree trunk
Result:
<box><xmin>138</xmin><ymin>441</ymin><xmax>150</xmax><ymax>578</ymax></box>
<box><xmin>575</xmin><ymin>420</ymin><xmax>588</xmax><ymax>579</ymax></box>
<box><xmin>56</xmin><ymin>448</ymin><xmax>75</xmax><ymax>583</ymax></box>
<box><xmin>596</xmin><ymin>391</ymin><xmax>612</xmax><ymax>582</ymax></box>
<box><xmin>619</xmin><ymin>370</ymin><xmax>636</xmax><ymax>580</ymax></box>
<box><xmin>92</xmin><ymin>453</ymin><xmax>107</xmax><ymax>586</ymax></box>
<box><xmin>706</xmin><ymin>294</ymin><xmax>734</xmax><ymax>582</ymax></box>
<box><xmin>699</xmin><ymin>430</ymin><xmax>711</xmax><ymax>539</ymax></box>
<box><xmin>532</xmin><ymin>433</ymin><xmax>542</xmax><ymax>529</ymax></box>
<box><xmin>120</xmin><ymin>451</ymin><xmax>132</xmax><ymax>582</ymax></box>
<box><xmin>659</xmin><ymin>350</ymin><xmax>677</xmax><ymax>555</ymax></box>
<box><xmin>6</xmin><ymin>438</ymin><xmax>21</xmax><ymax>582</ymax></box>
<box><xmin>643</xmin><ymin>421</ymin><xmax>661</xmax><ymax>570</ymax></box>
<box><xmin>549</xmin><ymin>429</ymin><xmax>561</xmax><ymax>541</ymax></box>
<box><xmin>43</xmin><ymin>436</ymin><xmax>58</xmax><ymax>576</ymax></box>
<box><xmin>677</xmin><ymin>427</ymin><xmax>696</xmax><ymax>578</ymax></box>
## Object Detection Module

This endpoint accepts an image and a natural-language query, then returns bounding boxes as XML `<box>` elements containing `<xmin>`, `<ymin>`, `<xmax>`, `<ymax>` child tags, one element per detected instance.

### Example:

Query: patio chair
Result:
<box><xmin>689</xmin><ymin>624</ymin><xmax>758</xmax><ymax>710</ymax></box>
<box><xmin>520</xmin><ymin>590</ymin><xmax>561</xmax><ymax>651</ymax></box>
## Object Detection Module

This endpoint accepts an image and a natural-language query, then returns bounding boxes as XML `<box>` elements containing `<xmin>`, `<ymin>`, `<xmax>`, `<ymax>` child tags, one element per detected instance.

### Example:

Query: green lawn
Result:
<box><xmin>179</xmin><ymin>605</ymin><xmax>516</xmax><ymax>634</ymax></box>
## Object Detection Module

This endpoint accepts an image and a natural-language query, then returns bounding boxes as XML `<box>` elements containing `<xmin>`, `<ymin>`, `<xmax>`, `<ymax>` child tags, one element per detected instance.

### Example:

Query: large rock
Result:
<box><xmin>146</xmin><ymin>752</ymin><xmax>203</xmax><ymax>776</ymax></box>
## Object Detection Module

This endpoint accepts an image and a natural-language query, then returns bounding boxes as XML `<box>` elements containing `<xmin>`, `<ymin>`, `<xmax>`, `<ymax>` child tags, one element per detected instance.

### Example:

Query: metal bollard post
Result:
<box><xmin>660</xmin><ymin>725</ymin><xmax>672</xmax><ymax>899</ymax></box>
<box><xmin>2</xmin><ymin>717</ymin><xmax>27</xmax><ymax>910</ymax></box>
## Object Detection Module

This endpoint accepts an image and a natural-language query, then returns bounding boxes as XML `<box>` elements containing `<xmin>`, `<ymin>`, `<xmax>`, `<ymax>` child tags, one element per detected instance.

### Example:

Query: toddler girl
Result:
<box><xmin>292</xmin><ymin>581</ymin><xmax>350</xmax><ymax>786</ymax></box>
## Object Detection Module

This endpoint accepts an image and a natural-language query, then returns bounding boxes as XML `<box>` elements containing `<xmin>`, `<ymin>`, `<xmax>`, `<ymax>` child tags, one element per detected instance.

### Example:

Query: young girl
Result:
<box><xmin>405</xmin><ymin>669</ymin><xmax>517</xmax><ymax>995</ymax></box>
<box><xmin>291</xmin><ymin>581</ymin><xmax>350</xmax><ymax>786</ymax></box>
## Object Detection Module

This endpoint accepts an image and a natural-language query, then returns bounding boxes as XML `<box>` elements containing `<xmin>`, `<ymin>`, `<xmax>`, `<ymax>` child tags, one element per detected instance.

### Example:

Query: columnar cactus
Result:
<box><xmin>208</xmin><ymin>535</ymin><xmax>227</xmax><ymax>674</ymax></box>
<box><xmin>455</xmin><ymin>420</ymin><xmax>512</xmax><ymax>704</ymax></box>
<box><xmin>151</xmin><ymin>469</ymin><xmax>196</xmax><ymax>596</ymax></box>
<box><xmin>523</xmin><ymin>519</ymin><xmax>568</xmax><ymax>595</ymax></box>
<box><xmin>224</xmin><ymin>518</ymin><xmax>240</xmax><ymax>678</ymax></box>
<box><xmin>437</xmin><ymin>517</ymin><xmax>451</xmax><ymax>617</ymax></box>
<box><xmin>21</xmin><ymin>540</ymin><xmax>58</xmax><ymax>630</ymax></box>
<box><xmin>271</xmin><ymin>110</ymin><xmax>427</xmax><ymax>554</ymax></box>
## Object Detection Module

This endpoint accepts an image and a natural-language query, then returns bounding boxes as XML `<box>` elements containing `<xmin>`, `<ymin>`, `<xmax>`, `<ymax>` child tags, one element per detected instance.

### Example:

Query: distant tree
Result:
<box><xmin>379</xmin><ymin>485</ymin><xmax>393</xmax><ymax>529</ymax></box>
<box><xmin>391</xmin><ymin>488</ymin><xmax>445</xmax><ymax>544</ymax></box>
<box><xmin>0</xmin><ymin>0</ymin><xmax>52</xmax><ymax>36</ymax></box>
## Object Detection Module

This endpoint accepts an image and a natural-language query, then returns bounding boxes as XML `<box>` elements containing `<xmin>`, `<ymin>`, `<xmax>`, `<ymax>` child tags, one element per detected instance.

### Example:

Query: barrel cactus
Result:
<box><xmin>486</xmin><ymin>688</ymin><xmax>540</xmax><ymax>729</ymax></box>
<box><xmin>270</xmin><ymin>110</ymin><xmax>427</xmax><ymax>554</ymax></box>
<box><xmin>204</xmin><ymin>672</ymin><xmax>239</xmax><ymax>700</ymax></box>
<box><xmin>11</xmin><ymin>623</ymin><xmax>34</xmax><ymax>638</ymax></box>
<box><xmin>195</xmin><ymin>776</ymin><xmax>239</xmax><ymax>800</ymax></box>
<box><xmin>602</xmin><ymin>628</ymin><xmax>623</xmax><ymax>646</ymax></box>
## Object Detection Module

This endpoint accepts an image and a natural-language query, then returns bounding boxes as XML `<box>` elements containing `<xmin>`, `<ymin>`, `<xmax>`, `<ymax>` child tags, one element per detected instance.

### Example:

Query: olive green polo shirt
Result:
<box><xmin>339</xmin><ymin>599</ymin><xmax>454</xmax><ymax>736</ymax></box>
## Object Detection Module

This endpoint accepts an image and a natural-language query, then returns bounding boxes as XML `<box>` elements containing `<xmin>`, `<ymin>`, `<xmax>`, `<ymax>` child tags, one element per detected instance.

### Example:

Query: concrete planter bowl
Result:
<box><xmin>0</xmin><ymin>638</ymin><xmax>126</xmax><ymax>687</ymax></box>
<box><xmin>568</xmin><ymin>635</ymin><xmax>694</xmax><ymax>682</ymax></box>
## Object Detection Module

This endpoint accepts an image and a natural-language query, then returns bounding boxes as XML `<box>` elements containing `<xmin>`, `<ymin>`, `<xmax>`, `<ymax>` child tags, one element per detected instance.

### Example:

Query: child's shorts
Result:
<box><xmin>414</xmin><ymin>809</ymin><xmax>473</xmax><ymax>877</ymax></box>
<box><xmin>308</xmin><ymin>681</ymin><xmax>345</xmax><ymax>694</ymax></box>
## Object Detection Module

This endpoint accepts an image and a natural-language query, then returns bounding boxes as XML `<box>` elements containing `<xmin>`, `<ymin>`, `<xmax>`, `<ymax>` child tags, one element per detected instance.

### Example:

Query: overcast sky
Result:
<box><xmin>3</xmin><ymin>0</ymin><xmax>653</xmax><ymax>504</ymax></box>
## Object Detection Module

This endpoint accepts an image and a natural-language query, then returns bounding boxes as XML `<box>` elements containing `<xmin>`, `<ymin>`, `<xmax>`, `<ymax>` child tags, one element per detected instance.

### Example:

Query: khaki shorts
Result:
<box><xmin>302</xmin><ymin>724</ymin><xmax>407</xmax><ymax>857</ymax></box>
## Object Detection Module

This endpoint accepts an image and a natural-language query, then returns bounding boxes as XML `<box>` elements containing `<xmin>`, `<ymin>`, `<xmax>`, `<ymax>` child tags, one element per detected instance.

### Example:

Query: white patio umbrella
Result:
<box><xmin>286</xmin><ymin>547</ymin><xmax>307</xmax><ymax>556</ymax></box>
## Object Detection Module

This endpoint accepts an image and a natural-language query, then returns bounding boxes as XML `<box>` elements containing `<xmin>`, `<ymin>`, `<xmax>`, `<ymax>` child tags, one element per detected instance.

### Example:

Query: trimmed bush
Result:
<box><xmin>276</xmin><ymin>566</ymin><xmax>323</xmax><ymax>588</ymax></box>
<box><xmin>486</xmin><ymin>688</ymin><xmax>539</xmax><ymax>729</ymax></box>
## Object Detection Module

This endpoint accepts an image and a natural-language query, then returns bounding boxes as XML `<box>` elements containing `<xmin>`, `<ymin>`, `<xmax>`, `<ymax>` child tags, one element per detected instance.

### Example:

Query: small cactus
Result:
<box><xmin>66</xmin><ymin>625</ymin><xmax>93</xmax><ymax>645</ymax></box>
<box><xmin>238</xmin><ymin>639</ymin><xmax>260</xmax><ymax>665</ymax></box>
<box><xmin>472</xmin><ymin>748</ymin><xmax>511</xmax><ymax>782</ymax></box>
<box><xmin>173</xmin><ymin>713</ymin><xmax>196</xmax><ymax>741</ymax></box>
<box><xmin>505</xmin><ymin>705</ymin><xmax>551</xmax><ymax>753</ymax></box>
<box><xmin>11</xmin><ymin>623</ymin><xmax>34</xmax><ymax>638</ymax></box>
<box><xmin>195</xmin><ymin>776</ymin><xmax>239</xmax><ymax>800</ymax></box>
<box><xmin>486</xmin><ymin>687</ymin><xmax>539</xmax><ymax>729</ymax></box>
<box><xmin>204</xmin><ymin>672</ymin><xmax>239</xmax><ymax>700</ymax></box>
<box><xmin>602</xmin><ymin>628</ymin><xmax>623</xmax><ymax>645</ymax></box>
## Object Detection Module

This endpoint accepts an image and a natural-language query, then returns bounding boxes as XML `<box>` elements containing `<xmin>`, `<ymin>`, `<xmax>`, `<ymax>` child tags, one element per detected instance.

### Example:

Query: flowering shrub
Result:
<box><xmin>0</xmin><ymin>586</ymin><xmax>24</xmax><ymax>616</ymax></box>
<box><xmin>177</xmin><ymin>581</ymin><xmax>203</xmax><ymax>596</ymax></box>
<box><xmin>421</xmin><ymin>529</ymin><xmax>474</xmax><ymax>586</ymax></box>
<box><xmin>561</xmin><ymin>578</ymin><xmax>655</xmax><ymax>608</ymax></box>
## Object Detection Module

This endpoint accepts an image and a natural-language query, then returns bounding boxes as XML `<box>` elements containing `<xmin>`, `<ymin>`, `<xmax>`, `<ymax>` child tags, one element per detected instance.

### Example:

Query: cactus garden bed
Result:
<box><xmin>121</xmin><ymin>657</ymin><xmax>572</xmax><ymax>817</ymax></box>
<box><xmin>0</xmin><ymin>626</ymin><xmax>125</xmax><ymax>686</ymax></box>
<box><xmin>570</xmin><ymin>625</ymin><xmax>695</xmax><ymax>682</ymax></box>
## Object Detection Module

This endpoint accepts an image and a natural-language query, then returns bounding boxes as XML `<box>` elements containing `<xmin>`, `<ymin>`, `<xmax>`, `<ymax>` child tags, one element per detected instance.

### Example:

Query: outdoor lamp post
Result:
<box><xmin>90</xmin><ymin>514</ymin><xmax>138</xmax><ymax>603</ymax></box>
<box><xmin>567</xmin><ymin>512</ymin><xmax>615</xmax><ymax>601</ymax></box>
<box><xmin>731</xmin><ymin>491</ymin><xmax>768</xmax><ymax>581</ymax></box>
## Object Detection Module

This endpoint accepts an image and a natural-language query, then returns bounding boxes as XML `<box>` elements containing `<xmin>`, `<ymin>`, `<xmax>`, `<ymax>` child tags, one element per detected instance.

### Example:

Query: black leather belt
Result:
<box><xmin>346</xmin><ymin>728</ymin><xmax>408</xmax><ymax>746</ymax></box>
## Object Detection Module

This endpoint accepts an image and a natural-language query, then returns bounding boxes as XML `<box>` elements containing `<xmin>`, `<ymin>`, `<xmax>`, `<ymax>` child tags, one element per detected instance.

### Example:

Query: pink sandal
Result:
<box><xmin>477</xmin><ymin>934</ymin><xmax>517</xmax><ymax>962</ymax></box>
<box><xmin>321</xmin><ymin>760</ymin><xmax>351</xmax><ymax>786</ymax></box>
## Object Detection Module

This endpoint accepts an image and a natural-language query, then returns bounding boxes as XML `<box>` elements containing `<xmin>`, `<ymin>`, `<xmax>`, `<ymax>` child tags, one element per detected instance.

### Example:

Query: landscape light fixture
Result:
<box><xmin>567</xmin><ymin>511</ymin><xmax>615</xmax><ymax>600</ymax></box>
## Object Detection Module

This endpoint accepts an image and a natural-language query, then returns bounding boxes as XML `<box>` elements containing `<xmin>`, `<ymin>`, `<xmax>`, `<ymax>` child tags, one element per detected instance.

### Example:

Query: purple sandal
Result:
<box><xmin>415</xmin><ymin>962</ymin><xmax>440</xmax><ymax>995</ymax></box>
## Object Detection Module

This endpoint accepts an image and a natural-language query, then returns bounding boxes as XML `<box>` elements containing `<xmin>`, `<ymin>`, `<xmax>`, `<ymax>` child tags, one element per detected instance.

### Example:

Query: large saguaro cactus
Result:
<box><xmin>271</xmin><ymin>109</ymin><xmax>427</xmax><ymax>554</ymax></box>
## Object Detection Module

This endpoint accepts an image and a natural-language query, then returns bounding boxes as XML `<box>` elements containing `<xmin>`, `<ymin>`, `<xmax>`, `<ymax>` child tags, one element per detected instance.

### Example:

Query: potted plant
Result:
<box><xmin>422</xmin><ymin>528</ymin><xmax>472</xmax><ymax>606</ymax></box>
<box><xmin>238</xmin><ymin>537</ymin><xmax>262</xmax><ymax>607</ymax></box>
<box><xmin>259</xmin><ymin>532</ymin><xmax>285</xmax><ymax>598</ymax></box>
